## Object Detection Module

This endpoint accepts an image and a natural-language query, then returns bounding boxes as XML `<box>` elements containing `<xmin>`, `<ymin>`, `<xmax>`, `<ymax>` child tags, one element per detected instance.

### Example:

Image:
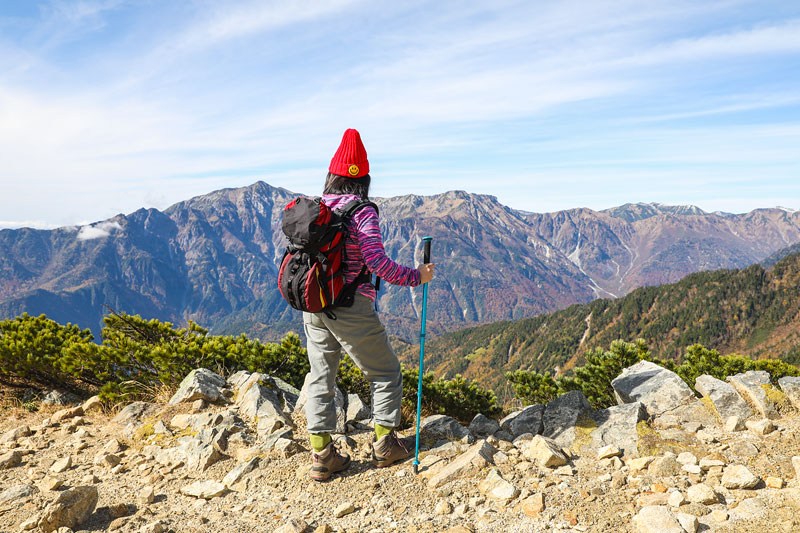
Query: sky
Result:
<box><xmin>1</xmin><ymin>0</ymin><xmax>799</xmax><ymax>229</ymax></box>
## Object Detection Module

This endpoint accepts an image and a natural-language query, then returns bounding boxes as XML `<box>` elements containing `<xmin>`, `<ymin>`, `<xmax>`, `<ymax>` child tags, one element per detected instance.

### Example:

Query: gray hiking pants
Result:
<box><xmin>303</xmin><ymin>294</ymin><xmax>403</xmax><ymax>434</ymax></box>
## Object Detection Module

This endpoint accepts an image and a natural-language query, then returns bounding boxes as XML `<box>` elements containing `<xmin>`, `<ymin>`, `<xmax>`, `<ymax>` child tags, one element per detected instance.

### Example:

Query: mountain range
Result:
<box><xmin>1</xmin><ymin>181</ymin><xmax>799</xmax><ymax>342</ymax></box>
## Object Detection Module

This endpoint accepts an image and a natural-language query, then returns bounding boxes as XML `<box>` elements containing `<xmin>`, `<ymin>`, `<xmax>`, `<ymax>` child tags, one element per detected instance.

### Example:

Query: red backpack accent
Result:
<box><xmin>278</xmin><ymin>197</ymin><xmax>377</xmax><ymax>316</ymax></box>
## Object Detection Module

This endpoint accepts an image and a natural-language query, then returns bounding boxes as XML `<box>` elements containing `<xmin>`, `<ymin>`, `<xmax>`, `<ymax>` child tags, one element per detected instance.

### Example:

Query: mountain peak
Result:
<box><xmin>602</xmin><ymin>202</ymin><xmax>706</xmax><ymax>222</ymax></box>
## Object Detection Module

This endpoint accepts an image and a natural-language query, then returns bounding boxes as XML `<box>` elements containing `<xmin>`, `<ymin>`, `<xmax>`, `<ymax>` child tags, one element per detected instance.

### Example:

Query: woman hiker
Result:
<box><xmin>304</xmin><ymin>128</ymin><xmax>435</xmax><ymax>481</ymax></box>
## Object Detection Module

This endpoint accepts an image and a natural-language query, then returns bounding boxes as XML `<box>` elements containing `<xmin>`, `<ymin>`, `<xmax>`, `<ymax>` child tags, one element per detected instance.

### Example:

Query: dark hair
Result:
<box><xmin>323</xmin><ymin>172</ymin><xmax>371</xmax><ymax>199</ymax></box>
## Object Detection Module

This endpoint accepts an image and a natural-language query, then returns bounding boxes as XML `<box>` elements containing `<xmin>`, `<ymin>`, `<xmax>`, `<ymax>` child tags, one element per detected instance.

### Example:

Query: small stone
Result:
<box><xmin>628</xmin><ymin>456</ymin><xmax>655</xmax><ymax>471</ymax></box>
<box><xmin>103</xmin><ymin>439</ymin><xmax>125</xmax><ymax>454</ymax></box>
<box><xmin>722</xmin><ymin>464</ymin><xmax>760</xmax><ymax>489</ymax></box>
<box><xmin>652</xmin><ymin>483</ymin><xmax>668</xmax><ymax>493</ymax></box>
<box><xmin>521</xmin><ymin>493</ymin><xmax>545</xmax><ymax>517</ymax></box>
<box><xmin>687</xmin><ymin>484</ymin><xmax>717</xmax><ymax>505</ymax></box>
<box><xmin>50</xmin><ymin>456</ymin><xmax>72</xmax><ymax>473</ymax></box>
<box><xmin>81</xmin><ymin>474</ymin><xmax>100</xmax><ymax>484</ymax></box>
<box><xmin>698</xmin><ymin>457</ymin><xmax>725</xmax><ymax>470</ymax></box>
<box><xmin>180</xmin><ymin>480</ymin><xmax>227</xmax><ymax>499</ymax></box>
<box><xmin>81</xmin><ymin>395</ymin><xmax>103</xmax><ymax>412</ymax></box>
<box><xmin>191</xmin><ymin>399</ymin><xmax>206</xmax><ymax>413</ymax></box>
<box><xmin>43</xmin><ymin>476</ymin><xmax>64</xmax><ymax>491</ymax></box>
<box><xmin>632</xmin><ymin>505</ymin><xmax>685</xmax><ymax>532</ymax></box>
<box><xmin>522</xmin><ymin>435</ymin><xmax>568</xmax><ymax>467</ymax></box>
<box><xmin>274</xmin><ymin>518</ymin><xmax>307</xmax><ymax>533</ymax></box>
<box><xmin>682</xmin><ymin>464</ymin><xmax>702</xmax><ymax>475</ymax></box>
<box><xmin>792</xmin><ymin>457</ymin><xmax>800</xmax><ymax>480</ymax></box>
<box><xmin>20</xmin><ymin>516</ymin><xmax>39</xmax><ymax>530</ymax></box>
<box><xmin>676</xmin><ymin>452</ymin><xmax>697</xmax><ymax>465</ymax></box>
<box><xmin>51</xmin><ymin>406</ymin><xmax>84</xmax><ymax>422</ymax></box>
<box><xmin>38</xmin><ymin>486</ymin><xmax>98</xmax><ymax>533</ymax></box>
<box><xmin>139</xmin><ymin>522</ymin><xmax>165</xmax><ymax>533</ymax></box>
<box><xmin>314</xmin><ymin>526</ymin><xmax>333</xmax><ymax>533</ymax></box>
<box><xmin>766</xmin><ymin>476</ymin><xmax>784</xmax><ymax>489</ymax></box>
<box><xmin>94</xmin><ymin>453</ymin><xmax>121</xmax><ymax>468</ymax></box>
<box><xmin>675</xmin><ymin>512</ymin><xmax>699</xmax><ymax>533</ymax></box>
<box><xmin>745</xmin><ymin>418</ymin><xmax>776</xmax><ymax>435</ymax></box>
<box><xmin>598</xmin><ymin>445</ymin><xmax>621</xmax><ymax>460</ymax></box>
<box><xmin>710</xmin><ymin>509</ymin><xmax>728</xmax><ymax>522</ymax></box>
<box><xmin>109</xmin><ymin>517</ymin><xmax>129</xmax><ymax>531</ymax></box>
<box><xmin>108</xmin><ymin>503</ymin><xmax>130</xmax><ymax>518</ymax></box>
<box><xmin>724</xmin><ymin>415</ymin><xmax>745</xmax><ymax>432</ymax></box>
<box><xmin>478</xmin><ymin>468</ymin><xmax>519</xmax><ymax>501</ymax></box>
<box><xmin>334</xmin><ymin>502</ymin><xmax>356</xmax><ymax>518</ymax></box>
<box><xmin>435</xmin><ymin>500</ymin><xmax>453</xmax><ymax>515</ymax></box>
<box><xmin>667</xmin><ymin>491</ymin><xmax>685</xmax><ymax>507</ymax></box>
<box><xmin>138</xmin><ymin>486</ymin><xmax>155</xmax><ymax>505</ymax></box>
<box><xmin>648</xmin><ymin>454</ymin><xmax>681</xmax><ymax>477</ymax></box>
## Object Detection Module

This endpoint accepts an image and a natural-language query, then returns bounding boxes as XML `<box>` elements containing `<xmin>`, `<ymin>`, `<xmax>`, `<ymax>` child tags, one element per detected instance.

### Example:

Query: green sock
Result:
<box><xmin>375</xmin><ymin>423</ymin><xmax>393</xmax><ymax>440</ymax></box>
<box><xmin>310</xmin><ymin>433</ymin><xmax>331</xmax><ymax>452</ymax></box>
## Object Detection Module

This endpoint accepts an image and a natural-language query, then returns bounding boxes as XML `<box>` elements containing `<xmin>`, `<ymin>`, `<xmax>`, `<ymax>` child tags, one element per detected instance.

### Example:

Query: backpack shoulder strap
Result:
<box><xmin>335</xmin><ymin>199</ymin><xmax>379</xmax><ymax>221</ymax></box>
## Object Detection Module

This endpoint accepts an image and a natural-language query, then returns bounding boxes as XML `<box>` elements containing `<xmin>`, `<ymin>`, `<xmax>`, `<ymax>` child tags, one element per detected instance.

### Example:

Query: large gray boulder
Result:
<box><xmin>727</xmin><ymin>371</ymin><xmax>780</xmax><ymax>419</ymax></box>
<box><xmin>541</xmin><ymin>390</ymin><xmax>593</xmax><ymax>448</ymax></box>
<box><xmin>236</xmin><ymin>381</ymin><xmax>291</xmax><ymax>426</ymax></box>
<box><xmin>611</xmin><ymin>361</ymin><xmax>694</xmax><ymax>416</ymax></box>
<box><xmin>778</xmin><ymin>376</ymin><xmax>800</xmax><ymax>410</ymax></box>
<box><xmin>38</xmin><ymin>486</ymin><xmax>98</xmax><ymax>533</ymax></box>
<box><xmin>419</xmin><ymin>415</ymin><xmax>471</xmax><ymax>443</ymax></box>
<box><xmin>169</xmin><ymin>368</ymin><xmax>226</xmax><ymax>405</ymax></box>
<box><xmin>585</xmin><ymin>402</ymin><xmax>646</xmax><ymax>457</ymax></box>
<box><xmin>499</xmin><ymin>404</ymin><xmax>544</xmax><ymax>438</ymax></box>
<box><xmin>695</xmin><ymin>374</ymin><xmax>752</xmax><ymax>420</ymax></box>
<box><xmin>469</xmin><ymin>413</ymin><xmax>500</xmax><ymax>437</ymax></box>
<box><xmin>42</xmin><ymin>390</ymin><xmax>81</xmax><ymax>406</ymax></box>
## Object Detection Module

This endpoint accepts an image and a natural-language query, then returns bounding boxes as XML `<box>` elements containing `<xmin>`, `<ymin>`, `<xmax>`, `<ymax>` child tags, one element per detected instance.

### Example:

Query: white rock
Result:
<box><xmin>667</xmin><ymin>491</ymin><xmax>684</xmax><ymax>507</ymax></box>
<box><xmin>180</xmin><ymin>480</ymin><xmax>227</xmax><ymax>499</ymax></box>
<box><xmin>675</xmin><ymin>512</ymin><xmax>699</xmax><ymax>533</ymax></box>
<box><xmin>722</xmin><ymin>465</ymin><xmax>760</xmax><ymax>489</ymax></box>
<box><xmin>682</xmin><ymin>464</ymin><xmax>702</xmax><ymax>475</ymax></box>
<box><xmin>676</xmin><ymin>452</ymin><xmax>697</xmax><ymax>465</ymax></box>
<box><xmin>745</xmin><ymin>418</ymin><xmax>775</xmax><ymax>435</ymax></box>
<box><xmin>334</xmin><ymin>502</ymin><xmax>355</xmax><ymax>518</ymax></box>
<box><xmin>478</xmin><ymin>468</ymin><xmax>519</xmax><ymax>501</ymax></box>
<box><xmin>50</xmin><ymin>456</ymin><xmax>72</xmax><ymax>474</ymax></box>
<box><xmin>597</xmin><ymin>445</ymin><xmax>621</xmax><ymax>460</ymax></box>
<box><xmin>724</xmin><ymin>415</ymin><xmax>745</xmax><ymax>432</ymax></box>
<box><xmin>632</xmin><ymin>505</ymin><xmax>684</xmax><ymax>533</ymax></box>
<box><xmin>687</xmin><ymin>483</ymin><xmax>717</xmax><ymax>505</ymax></box>
<box><xmin>434</xmin><ymin>500</ymin><xmax>453</xmax><ymax>515</ymax></box>
<box><xmin>522</xmin><ymin>435</ymin><xmax>568</xmax><ymax>468</ymax></box>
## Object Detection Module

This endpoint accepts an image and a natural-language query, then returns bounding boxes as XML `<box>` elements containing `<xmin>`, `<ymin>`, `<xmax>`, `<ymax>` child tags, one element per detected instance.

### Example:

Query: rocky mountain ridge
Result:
<box><xmin>3</xmin><ymin>358</ymin><xmax>800</xmax><ymax>532</ymax></box>
<box><xmin>1</xmin><ymin>181</ymin><xmax>799</xmax><ymax>342</ymax></box>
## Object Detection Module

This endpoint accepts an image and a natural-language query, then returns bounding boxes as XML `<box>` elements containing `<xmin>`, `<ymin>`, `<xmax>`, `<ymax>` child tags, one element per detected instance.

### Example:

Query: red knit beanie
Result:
<box><xmin>329</xmin><ymin>128</ymin><xmax>369</xmax><ymax>178</ymax></box>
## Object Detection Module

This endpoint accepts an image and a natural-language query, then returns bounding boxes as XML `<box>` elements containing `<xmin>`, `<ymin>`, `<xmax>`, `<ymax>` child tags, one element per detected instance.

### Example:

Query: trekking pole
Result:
<box><xmin>413</xmin><ymin>236</ymin><xmax>432</xmax><ymax>475</ymax></box>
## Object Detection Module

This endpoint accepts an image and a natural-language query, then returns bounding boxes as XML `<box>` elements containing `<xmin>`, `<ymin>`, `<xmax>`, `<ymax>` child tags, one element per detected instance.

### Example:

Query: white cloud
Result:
<box><xmin>77</xmin><ymin>220</ymin><xmax>121</xmax><ymax>240</ymax></box>
<box><xmin>0</xmin><ymin>220</ymin><xmax>65</xmax><ymax>230</ymax></box>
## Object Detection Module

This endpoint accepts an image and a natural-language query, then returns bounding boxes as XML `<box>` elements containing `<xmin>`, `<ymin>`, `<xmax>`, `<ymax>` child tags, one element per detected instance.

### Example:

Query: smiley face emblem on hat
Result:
<box><xmin>348</xmin><ymin>164</ymin><xmax>360</xmax><ymax>176</ymax></box>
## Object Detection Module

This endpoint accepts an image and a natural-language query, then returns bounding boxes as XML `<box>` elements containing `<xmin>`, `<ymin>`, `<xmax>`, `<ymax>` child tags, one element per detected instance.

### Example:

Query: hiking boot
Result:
<box><xmin>310</xmin><ymin>441</ymin><xmax>351</xmax><ymax>481</ymax></box>
<box><xmin>372</xmin><ymin>430</ymin><xmax>415</xmax><ymax>468</ymax></box>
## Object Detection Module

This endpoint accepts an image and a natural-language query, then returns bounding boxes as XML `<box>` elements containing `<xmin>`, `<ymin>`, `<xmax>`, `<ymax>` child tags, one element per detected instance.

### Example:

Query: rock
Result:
<box><xmin>648</xmin><ymin>454</ymin><xmax>681</xmax><ymax>477</ymax></box>
<box><xmin>223</xmin><ymin>457</ymin><xmax>260</xmax><ymax>487</ymax></box>
<box><xmin>169</xmin><ymin>368</ymin><xmax>226</xmax><ymax>405</ymax></box>
<box><xmin>3</xmin><ymin>452</ymin><xmax>27</xmax><ymax>473</ymax></box>
<box><xmin>521</xmin><ymin>493</ymin><xmax>545</xmax><ymax>517</ymax></box>
<box><xmin>724</xmin><ymin>415</ymin><xmax>745</xmax><ymax>432</ymax></box>
<box><xmin>745</xmin><ymin>418</ymin><xmax>775</xmax><ymax>435</ymax></box>
<box><xmin>729</xmin><ymin>497</ymin><xmax>767</xmax><ymax>521</ymax></box>
<box><xmin>81</xmin><ymin>395</ymin><xmax>103</xmax><ymax>412</ymax></box>
<box><xmin>274</xmin><ymin>519</ymin><xmax>307</xmax><ymax>533</ymax></box>
<box><xmin>428</xmin><ymin>440</ymin><xmax>497</xmax><ymax>488</ymax></box>
<box><xmin>667</xmin><ymin>491</ymin><xmax>685</xmax><ymax>507</ymax></box>
<box><xmin>273</xmin><ymin>438</ymin><xmax>301</xmax><ymax>457</ymax></box>
<box><xmin>793</xmin><ymin>456</ymin><xmax>800</xmax><ymax>480</ymax></box>
<box><xmin>93</xmin><ymin>453</ymin><xmax>120</xmax><ymax>468</ymax></box>
<box><xmin>585</xmin><ymin>402</ymin><xmax>646</xmax><ymax>457</ymax></box>
<box><xmin>191</xmin><ymin>399</ymin><xmax>206</xmax><ymax>413</ymax></box>
<box><xmin>257</xmin><ymin>416</ymin><xmax>285</xmax><ymax>437</ymax></box>
<box><xmin>112</xmin><ymin>402</ymin><xmax>158</xmax><ymax>437</ymax></box>
<box><xmin>541</xmin><ymin>390</ymin><xmax>593</xmax><ymax>448</ymax></box>
<box><xmin>180</xmin><ymin>480</ymin><xmax>227</xmax><ymax>499</ymax></box>
<box><xmin>777</xmin><ymin>376</ymin><xmax>800</xmax><ymax>409</ymax></box>
<box><xmin>108</xmin><ymin>503</ymin><xmax>130</xmax><ymax>518</ymax></box>
<box><xmin>181</xmin><ymin>438</ymin><xmax>222</xmax><ymax>471</ymax></box>
<box><xmin>314</xmin><ymin>526</ymin><xmax>333</xmax><ymax>533</ymax></box>
<box><xmin>48</xmin><ymin>456</ymin><xmax>71</xmax><ymax>473</ymax></box>
<box><xmin>51</xmin><ymin>406</ymin><xmax>84</xmax><ymax>423</ymax></box>
<box><xmin>632</xmin><ymin>505</ymin><xmax>685</xmax><ymax>533</ymax></box>
<box><xmin>628</xmin><ymin>456</ymin><xmax>655</xmax><ymax>471</ymax></box>
<box><xmin>236</xmin><ymin>380</ymin><xmax>291</xmax><ymax>426</ymax></box>
<box><xmin>694</xmin><ymin>374</ymin><xmax>753</xmax><ymax>422</ymax></box>
<box><xmin>334</xmin><ymin>501</ymin><xmax>356</xmax><ymax>518</ymax></box>
<box><xmin>20</xmin><ymin>516</ymin><xmax>39</xmax><ymax>530</ymax></box>
<box><xmin>435</xmin><ymin>500</ymin><xmax>453</xmax><ymax>515</ymax></box>
<box><xmin>522</xmin><ymin>435</ymin><xmax>568</xmax><ymax>468</ymax></box>
<box><xmin>710</xmin><ymin>509</ymin><xmax>728</xmax><ymax>522</ymax></box>
<box><xmin>0</xmin><ymin>483</ymin><xmax>38</xmax><ymax>503</ymax></box>
<box><xmin>687</xmin><ymin>484</ymin><xmax>717</xmax><ymax>504</ymax></box>
<box><xmin>0</xmin><ymin>425</ymin><xmax>32</xmax><ymax>444</ymax></box>
<box><xmin>42</xmin><ymin>390</ymin><xmax>81</xmax><ymax>406</ymax></box>
<box><xmin>38</xmin><ymin>486</ymin><xmax>98</xmax><ymax>533</ymax></box>
<box><xmin>419</xmin><ymin>415</ymin><xmax>471</xmax><ymax>442</ymax></box>
<box><xmin>227</xmin><ymin>370</ymin><xmax>252</xmax><ymax>391</ymax></box>
<box><xmin>499</xmin><ymin>404</ymin><xmax>544</xmax><ymax>438</ymax></box>
<box><xmin>469</xmin><ymin>413</ymin><xmax>500</xmax><ymax>436</ymax></box>
<box><xmin>731</xmin><ymin>441</ymin><xmax>760</xmax><ymax>456</ymax></box>
<box><xmin>727</xmin><ymin>371</ymin><xmax>780</xmax><ymax>419</ymax></box>
<box><xmin>597</xmin><ymin>444</ymin><xmax>621</xmax><ymax>460</ymax></box>
<box><xmin>137</xmin><ymin>485</ymin><xmax>155</xmax><ymax>505</ymax></box>
<box><xmin>478</xmin><ymin>468</ymin><xmax>519</xmax><ymax>501</ymax></box>
<box><xmin>766</xmin><ymin>476</ymin><xmax>784</xmax><ymax>489</ymax></box>
<box><xmin>346</xmin><ymin>393</ymin><xmax>371</xmax><ymax>422</ymax></box>
<box><xmin>722</xmin><ymin>464</ymin><xmax>760</xmax><ymax>489</ymax></box>
<box><xmin>43</xmin><ymin>476</ymin><xmax>64</xmax><ymax>491</ymax></box>
<box><xmin>139</xmin><ymin>522</ymin><xmax>165</xmax><ymax>533</ymax></box>
<box><xmin>612</xmin><ymin>361</ymin><xmax>695</xmax><ymax>416</ymax></box>
<box><xmin>676</xmin><ymin>451</ymin><xmax>697</xmax><ymax>465</ymax></box>
<box><xmin>698</xmin><ymin>457</ymin><xmax>725</xmax><ymax>469</ymax></box>
<box><xmin>103</xmin><ymin>439</ymin><xmax>125</xmax><ymax>454</ymax></box>
<box><xmin>675</xmin><ymin>512</ymin><xmax>699</xmax><ymax>533</ymax></box>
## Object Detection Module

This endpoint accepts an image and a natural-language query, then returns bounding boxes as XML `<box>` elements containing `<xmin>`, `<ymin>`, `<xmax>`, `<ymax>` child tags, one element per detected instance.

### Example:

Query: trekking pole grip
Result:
<box><xmin>423</xmin><ymin>236</ymin><xmax>432</xmax><ymax>263</ymax></box>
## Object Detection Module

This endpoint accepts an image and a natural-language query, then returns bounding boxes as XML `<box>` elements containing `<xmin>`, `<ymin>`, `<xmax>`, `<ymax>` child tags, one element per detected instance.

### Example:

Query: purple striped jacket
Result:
<box><xmin>322</xmin><ymin>193</ymin><xmax>421</xmax><ymax>300</ymax></box>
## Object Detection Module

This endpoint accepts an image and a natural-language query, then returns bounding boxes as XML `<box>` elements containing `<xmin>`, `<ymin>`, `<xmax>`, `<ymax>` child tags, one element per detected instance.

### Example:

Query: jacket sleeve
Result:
<box><xmin>354</xmin><ymin>206</ymin><xmax>421</xmax><ymax>287</ymax></box>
